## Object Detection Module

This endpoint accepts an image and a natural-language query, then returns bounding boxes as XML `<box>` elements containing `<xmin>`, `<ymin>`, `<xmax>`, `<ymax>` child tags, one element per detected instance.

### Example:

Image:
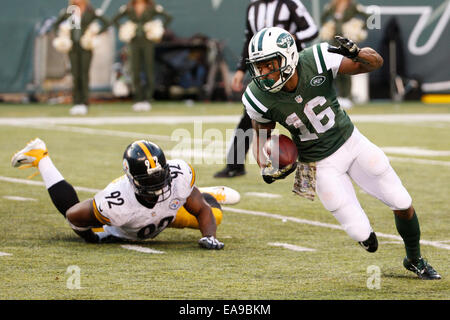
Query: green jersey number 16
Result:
<box><xmin>285</xmin><ymin>96</ymin><xmax>335</xmax><ymax>141</ymax></box>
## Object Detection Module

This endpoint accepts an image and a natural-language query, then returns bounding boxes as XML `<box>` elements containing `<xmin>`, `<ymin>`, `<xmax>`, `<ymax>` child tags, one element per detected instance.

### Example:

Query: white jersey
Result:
<box><xmin>93</xmin><ymin>159</ymin><xmax>195</xmax><ymax>241</ymax></box>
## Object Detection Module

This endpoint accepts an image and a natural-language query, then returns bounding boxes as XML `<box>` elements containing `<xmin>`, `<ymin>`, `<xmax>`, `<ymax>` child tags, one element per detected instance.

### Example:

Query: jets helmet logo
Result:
<box><xmin>276</xmin><ymin>33</ymin><xmax>294</xmax><ymax>49</ymax></box>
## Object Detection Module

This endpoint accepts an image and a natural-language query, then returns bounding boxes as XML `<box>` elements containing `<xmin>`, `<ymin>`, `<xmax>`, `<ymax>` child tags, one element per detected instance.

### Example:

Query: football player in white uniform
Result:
<box><xmin>11</xmin><ymin>138</ymin><xmax>237</xmax><ymax>249</ymax></box>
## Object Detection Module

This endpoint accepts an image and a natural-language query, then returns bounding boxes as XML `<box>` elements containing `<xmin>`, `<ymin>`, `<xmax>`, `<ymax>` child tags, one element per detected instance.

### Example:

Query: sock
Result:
<box><xmin>394</xmin><ymin>211</ymin><xmax>421</xmax><ymax>261</ymax></box>
<box><xmin>47</xmin><ymin>180</ymin><xmax>80</xmax><ymax>217</ymax></box>
<box><xmin>38</xmin><ymin>156</ymin><xmax>64</xmax><ymax>189</ymax></box>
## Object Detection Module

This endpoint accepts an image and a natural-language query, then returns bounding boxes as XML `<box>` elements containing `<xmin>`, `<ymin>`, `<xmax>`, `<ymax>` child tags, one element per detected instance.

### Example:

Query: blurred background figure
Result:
<box><xmin>320</xmin><ymin>0</ymin><xmax>368</xmax><ymax>109</ymax></box>
<box><xmin>111</xmin><ymin>0</ymin><xmax>172</xmax><ymax>112</ymax></box>
<box><xmin>214</xmin><ymin>0</ymin><xmax>318</xmax><ymax>178</ymax></box>
<box><xmin>52</xmin><ymin>0</ymin><xmax>109</xmax><ymax>115</ymax></box>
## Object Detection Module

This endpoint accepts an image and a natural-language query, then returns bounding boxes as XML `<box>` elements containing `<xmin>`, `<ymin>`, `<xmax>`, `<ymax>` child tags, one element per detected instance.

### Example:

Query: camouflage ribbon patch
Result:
<box><xmin>292</xmin><ymin>162</ymin><xmax>317</xmax><ymax>201</ymax></box>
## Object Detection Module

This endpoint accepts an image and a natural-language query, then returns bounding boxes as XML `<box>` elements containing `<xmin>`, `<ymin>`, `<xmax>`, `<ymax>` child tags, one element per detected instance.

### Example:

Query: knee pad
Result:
<box><xmin>388</xmin><ymin>189</ymin><xmax>412</xmax><ymax>211</ymax></box>
<box><xmin>344</xmin><ymin>222</ymin><xmax>372</xmax><ymax>242</ymax></box>
<box><xmin>316</xmin><ymin>175</ymin><xmax>346</xmax><ymax>212</ymax></box>
<box><xmin>378</xmin><ymin>169</ymin><xmax>413</xmax><ymax>210</ymax></box>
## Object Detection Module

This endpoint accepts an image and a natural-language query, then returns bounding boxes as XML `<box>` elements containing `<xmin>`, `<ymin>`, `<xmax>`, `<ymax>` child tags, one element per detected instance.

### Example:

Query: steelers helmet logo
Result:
<box><xmin>123</xmin><ymin>159</ymin><xmax>130</xmax><ymax>175</ymax></box>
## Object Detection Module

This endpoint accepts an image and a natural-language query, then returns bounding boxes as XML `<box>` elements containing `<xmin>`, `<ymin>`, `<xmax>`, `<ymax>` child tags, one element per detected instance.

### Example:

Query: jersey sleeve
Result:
<box><xmin>168</xmin><ymin>159</ymin><xmax>196</xmax><ymax>198</ymax></box>
<box><xmin>319</xmin><ymin>42</ymin><xmax>344</xmax><ymax>79</ymax></box>
<box><xmin>242</xmin><ymin>85</ymin><xmax>272</xmax><ymax>123</ymax></box>
<box><xmin>92</xmin><ymin>176</ymin><xmax>129</xmax><ymax>227</ymax></box>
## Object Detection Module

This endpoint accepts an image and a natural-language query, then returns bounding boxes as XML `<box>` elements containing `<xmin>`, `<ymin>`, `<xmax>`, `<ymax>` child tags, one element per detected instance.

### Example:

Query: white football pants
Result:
<box><xmin>315</xmin><ymin>128</ymin><xmax>412</xmax><ymax>242</ymax></box>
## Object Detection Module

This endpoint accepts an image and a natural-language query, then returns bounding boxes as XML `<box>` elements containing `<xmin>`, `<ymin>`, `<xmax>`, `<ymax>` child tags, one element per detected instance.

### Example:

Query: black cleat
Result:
<box><xmin>358</xmin><ymin>232</ymin><xmax>378</xmax><ymax>252</ymax></box>
<box><xmin>403</xmin><ymin>257</ymin><xmax>441</xmax><ymax>280</ymax></box>
<box><xmin>213</xmin><ymin>166</ymin><xmax>246</xmax><ymax>178</ymax></box>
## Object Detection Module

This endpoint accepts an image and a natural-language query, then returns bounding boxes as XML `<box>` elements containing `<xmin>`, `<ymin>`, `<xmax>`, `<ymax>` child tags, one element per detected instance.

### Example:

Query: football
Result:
<box><xmin>263</xmin><ymin>134</ymin><xmax>298</xmax><ymax>169</ymax></box>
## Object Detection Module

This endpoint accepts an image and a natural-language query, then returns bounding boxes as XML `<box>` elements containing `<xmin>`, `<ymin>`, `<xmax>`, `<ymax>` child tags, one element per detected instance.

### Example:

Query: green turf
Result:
<box><xmin>0</xmin><ymin>101</ymin><xmax>449</xmax><ymax>299</ymax></box>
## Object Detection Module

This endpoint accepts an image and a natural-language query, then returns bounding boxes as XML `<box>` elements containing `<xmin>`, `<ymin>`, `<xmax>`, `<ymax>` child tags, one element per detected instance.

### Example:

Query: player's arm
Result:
<box><xmin>329</xmin><ymin>36</ymin><xmax>383</xmax><ymax>75</ymax></box>
<box><xmin>184</xmin><ymin>186</ymin><xmax>224</xmax><ymax>249</ymax></box>
<box><xmin>252</xmin><ymin>119</ymin><xmax>276</xmax><ymax>168</ymax></box>
<box><xmin>252</xmin><ymin>120</ymin><xmax>297</xmax><ymax>184</ymax></box>
<box><xmin>66</xmin><ymin>199</ymin><xmax>103</xmax><ymax>243</ymax></box>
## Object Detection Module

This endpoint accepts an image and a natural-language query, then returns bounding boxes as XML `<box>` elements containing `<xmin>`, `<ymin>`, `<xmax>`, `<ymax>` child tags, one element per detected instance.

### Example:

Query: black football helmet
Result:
<box><xmin>122</xmin><ymin>140</ymin><xmax>172</xmax><ymax>201</ymax></box>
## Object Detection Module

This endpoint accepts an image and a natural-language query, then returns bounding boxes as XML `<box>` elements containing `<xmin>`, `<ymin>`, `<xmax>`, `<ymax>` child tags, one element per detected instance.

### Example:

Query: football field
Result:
<box><xmin>0</xmin><ymin>101</ymin><xmax>449</xmax><ymax>300</ymax></box>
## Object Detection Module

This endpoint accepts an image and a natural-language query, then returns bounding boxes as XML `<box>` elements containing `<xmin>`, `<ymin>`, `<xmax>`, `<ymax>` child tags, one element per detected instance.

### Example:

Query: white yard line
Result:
<box><xmin>0</xmin><ymin>252</ymin><xmax>12</xmax><ymax>257</ymax></box>
<box><xmin>388</xmin><ymin>156</ymin><xmax>450</xmax><ymax>167</ymax></box>
<box><xmin>1</xmin><ymin>113</ymin><xmax>450</xmax><ymax>126</ymax></box>
<box><xmin>0</xmin><ymin>115</ymin><xmax>241</xmax><ymax>125</ymax></box>
<box><xmin>1</xmin><ymin>175</ymin><xmax>449</xmax><ymax>251</ymax></box>
<box><xmin>244</xmin><ymin>192</ymin><xmax>282</xmax><ymax>199</ymax></box>
<box><xmin>268</xmin><ymin>242</ymin><xmax>316</xmax><ymax>252</ymax></box>
<box><xmin>3</xmin><ymin>196</ymin><xmax>37</xmax><ymax>201</ymax></box>
<box><xmin>0</xmin><ymin>176</ymin><xmax>101</xmax><ymax>193</ymax></box>
<box><xmin>120</xmin><ymin>245</ymin><xmax>165</xmax><ymax>254</ymax></box>
<box><xmin>4</xmin><ymin>123</ymin><xmax>450</xmax><ymax>166</ymax></box>
<box><xmin>382</xmin><ymin>147</ymin><xmax>450</xmax><ymax>157</ymax></box>
<box><xmin>223</xmin><ymin>207</ymin><xmax>450</xmax><ymax>251</ymax></box>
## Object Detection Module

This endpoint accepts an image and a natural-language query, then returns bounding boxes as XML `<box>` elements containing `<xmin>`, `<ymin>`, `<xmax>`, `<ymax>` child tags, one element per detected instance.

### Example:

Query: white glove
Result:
<box><xmin>198</xmin><ymin>236</ymin><xmax>224</xmax><ymax>250</ymax></box>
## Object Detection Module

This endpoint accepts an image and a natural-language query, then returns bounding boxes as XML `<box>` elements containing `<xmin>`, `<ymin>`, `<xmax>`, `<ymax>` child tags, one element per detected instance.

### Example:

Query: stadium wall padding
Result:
<box><xmin>0</xmin><ymin>0</ymin><xmax>448</xmax><ymax>93</ymax></box>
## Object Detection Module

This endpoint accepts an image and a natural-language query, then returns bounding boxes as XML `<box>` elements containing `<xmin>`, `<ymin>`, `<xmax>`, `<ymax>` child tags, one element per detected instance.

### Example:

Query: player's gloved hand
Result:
<box><xmin>198</xmin><ymin>236</ymin><xmax>224</xmax><ymax>250</ymax></box>
<box><xmin>328</xmin><ymin>36</ymin><xmax>360</xmax><ymax>59</ymax></box>
<box><xmin>261</xmin><ymin>161</ymin><xmax>297</xmax><ymax>184</ymax></box>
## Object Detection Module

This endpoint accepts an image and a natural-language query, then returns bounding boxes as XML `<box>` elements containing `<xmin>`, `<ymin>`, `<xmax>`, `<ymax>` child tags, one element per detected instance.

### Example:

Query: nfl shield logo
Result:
<box><xmin>295</xmin><ymin>95</ymin><xmax>303</xmax><ymax>103</ymax></box>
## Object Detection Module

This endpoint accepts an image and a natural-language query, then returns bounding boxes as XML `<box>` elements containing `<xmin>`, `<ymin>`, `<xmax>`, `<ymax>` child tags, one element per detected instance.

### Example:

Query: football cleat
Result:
<box><xmin>69</xmin><ymin>104</ymin><xmax>88</xmax><ymax>115</ymax></box>
<box><xmin>403</xmin><ymin>257</ymin><xmax>441</xmax><ymax>280</ymax></box>
<box><xmin>213</xmin><ymin>166</ymin><xmax>246</xmax><ymax>178</ymax></box>
<box><xmin>199</xmin><ymin>186</ymin><xmax>241</xmax><ymax>205</ymax></box>
<box><xmin>358</xmin><ymin>232</ymin><xmax>378</xmax><ymax>253</ymax></box>
<box><xmin>132</xmin><ymin>101</ymin><xmax>152</xmax><ymax>112</ymax></box>
<box><xmin>11</xmin><ymin>138</ymin><xmax>48</xmax><ymax>169</ymax></box>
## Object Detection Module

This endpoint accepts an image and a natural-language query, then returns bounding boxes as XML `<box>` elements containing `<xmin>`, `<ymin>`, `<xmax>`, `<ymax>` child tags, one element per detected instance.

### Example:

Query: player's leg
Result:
<box><xmin>214</xmin><ymin>110</ymin><xmax>252</xmax><ymax>178</ymax></box>
<box><xmin>69</xmin><ymin>48</ymin><xmax>82</xmax><ymax>105</ymax></box>
<box><xmin>11</xmin><ymin>138</ymin><xmax>78</xmax><ymax>217</ymax></box>
<box><xmin>169</xmin><ymin>193</ymin><xmax>223</xmax><ymax>229</ymax></box>
<box><xmin>142</xmin><ymin>40</ymin><xmax>155</xmax><ymax>104</ymax></box>
<box><xmin>130</xmin><ymin>42</ymin><xmax>145</xmax><ymax>106</ymax></box>
<box><xmin>11</xmin><ymin>138</ymin><xmax>99</xmax><ymax>242</ymax></box>
<box><xmin>348</xmin><ymin>132</ymin><xmax>440</xmax><ymax>279</ymax></box>
<box><xmin>316</xmin><ymin>163</ymin><xmax>375</xmax><ymax>248</ymax></box>
<box><xmin>80</xmin><ymin>49</ymin><xmax>92</xmax><ymax>107</ymax></box>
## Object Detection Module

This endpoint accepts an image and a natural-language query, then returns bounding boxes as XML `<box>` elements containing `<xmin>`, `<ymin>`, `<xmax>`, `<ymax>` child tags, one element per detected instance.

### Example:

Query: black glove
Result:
<box><xmin>261</xmin><ymin>162</ymin><xmax>297</xmax><ymax>184</ymax></box>
<box><xmin>328</xmin><ymin>36</ymin><xmax>360</xmax><ymax>59</ymax></box>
